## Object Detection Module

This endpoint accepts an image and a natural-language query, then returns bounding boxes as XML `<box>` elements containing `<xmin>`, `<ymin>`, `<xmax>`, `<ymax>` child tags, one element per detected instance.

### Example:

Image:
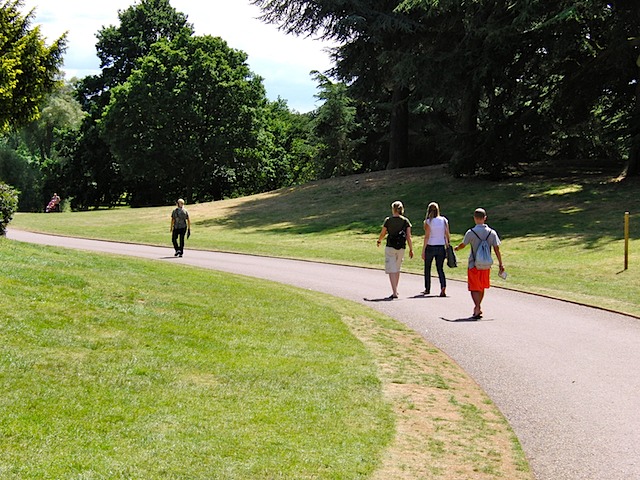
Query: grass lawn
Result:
<box><xmin>0</xmin><ymin>240</ymin><xmax>531</xmax><ymax>479</ymax></box>
<box><xmin>12</xmin><ymin>166</ymin><xmax>640</xmax><ymax>316</ymax></box>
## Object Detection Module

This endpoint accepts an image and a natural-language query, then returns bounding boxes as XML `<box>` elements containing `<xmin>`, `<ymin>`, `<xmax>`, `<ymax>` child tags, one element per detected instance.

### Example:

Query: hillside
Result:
<box><xmin>11</xmin><ymin>166</ymin><xmax>640</xmax><ymax>316</ymax></box>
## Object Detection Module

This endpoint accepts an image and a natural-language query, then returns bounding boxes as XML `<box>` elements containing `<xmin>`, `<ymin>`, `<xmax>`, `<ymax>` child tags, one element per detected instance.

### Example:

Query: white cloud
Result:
<box><xmin>24</xmin><ymin>0</ymin><xmax>335</xmax><ymax>112</ymax></box>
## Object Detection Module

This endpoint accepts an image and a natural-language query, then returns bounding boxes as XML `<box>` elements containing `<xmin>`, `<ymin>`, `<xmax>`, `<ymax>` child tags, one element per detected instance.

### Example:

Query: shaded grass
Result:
<box><xmin>12</xmin><ymin>166</ymin><xmax>640</xmax><ymax>316</ymax></box>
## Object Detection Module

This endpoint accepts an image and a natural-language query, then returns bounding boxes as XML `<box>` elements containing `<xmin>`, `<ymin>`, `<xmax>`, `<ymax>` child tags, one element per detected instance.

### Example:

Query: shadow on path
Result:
<box><xmin>441</xmin><ymin>316</ymin><xmax>494</xmax><ymax>322</ymax></box>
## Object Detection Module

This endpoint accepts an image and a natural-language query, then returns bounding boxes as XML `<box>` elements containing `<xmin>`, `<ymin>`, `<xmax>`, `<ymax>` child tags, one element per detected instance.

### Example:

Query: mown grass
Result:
<box><xmin>13</xmin><ymin>166</ymin><xmax>640</xmax><ymax>316</ymax></box>
<box><xmin>0</xmin><ymin>240</ymin><xmax>393</xmax><ymax>478</ymax></box>
<box><xmin>0</xmin><ymin>239</ymin><xmax>532</xmax><ymax>479</ymax></box>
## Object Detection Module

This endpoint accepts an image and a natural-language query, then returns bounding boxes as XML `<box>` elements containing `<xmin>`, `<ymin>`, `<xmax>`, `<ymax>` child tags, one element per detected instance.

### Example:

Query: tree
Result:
<box><xmin>254</xmin><ymin>0</ymin><xmax>640</xmax><ymax>178</ymax></box>
<box><xmin>311</xmin><ymin>71</ymin><xmax>361</xmax><ymax>177</ymax></box>
<box><xmin>101</xmin><ymin>34</ymin><xmax>266</xmax><ymax>206</ymax></box>
<box><xmin>0</xmin><ymin>0</ymin><xmax>66</xmax><ymax>132</ymax></box>
<box><xmin>0</xmin><ymin>140</ymin><xmax>41</xmax><ymax>211</ymax></box>
<box><xmin>64</xmin><ymin>0</ymin><xmax>193</xmax><ymax>209</ymax></box>
<box><xmin>252</xmin><ymin>0</ymin><xmax>421</xmax><ymax>170</ymax></box>
<box><xmin>235</xmin><ymin>98</ymin><xmax>317</xmax><ymax>194</ymax></box>
<box><xmin>54</xmin><ymin>122</ymin><xmax>124</xmax><ymax>210</ymax></box>
<box><xmin>510</xmin><ymin>1</ymin><xmax>638</xmax><ymax>176</ymax></box>
<box><xmin>83</xmin><ymin>0</ymin><xmax>193</xmax><ymax>103</ymax></box>
<box><xmin>21</xmin><ymin>79</ymin><xmax>86</xmax><ymax>163</ymax></box>
<box><xmin>605</xmin><ymin>0</ymin><xmax>640</xmax><ymax>177</ymax></box>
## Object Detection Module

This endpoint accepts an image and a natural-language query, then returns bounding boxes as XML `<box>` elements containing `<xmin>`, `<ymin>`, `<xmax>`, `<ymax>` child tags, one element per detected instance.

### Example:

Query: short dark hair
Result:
<box><xmin>474</xmin><ymin>208</ymin><xmax>487</xmax><ymax>219</ymax></box>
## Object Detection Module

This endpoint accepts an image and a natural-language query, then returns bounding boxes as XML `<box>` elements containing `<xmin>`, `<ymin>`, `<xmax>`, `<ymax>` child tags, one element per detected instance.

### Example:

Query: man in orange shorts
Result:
<box><xmin>454</xmin><ymin>208</ymin><xmax>504</xmax><ymax>319</ymax></box>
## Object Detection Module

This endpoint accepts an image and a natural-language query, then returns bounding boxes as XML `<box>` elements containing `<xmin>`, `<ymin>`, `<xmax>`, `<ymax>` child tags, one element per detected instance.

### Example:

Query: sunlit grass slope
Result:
<box><xmin>12</xmin><ymin>166</ymin><xmax>640</xmax><ymax>316</ymax></box>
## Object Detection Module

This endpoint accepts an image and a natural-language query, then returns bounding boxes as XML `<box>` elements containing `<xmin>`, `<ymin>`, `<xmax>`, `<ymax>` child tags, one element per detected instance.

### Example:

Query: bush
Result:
<box><xmin>0</xmin><ymin>182</ymin><xmax>19</xmax><ymax>236</ymax></box>
<box><xmin>0</xmin><ymin>144</ymin><xmax>43</xmax><ymax>211</ymax></box>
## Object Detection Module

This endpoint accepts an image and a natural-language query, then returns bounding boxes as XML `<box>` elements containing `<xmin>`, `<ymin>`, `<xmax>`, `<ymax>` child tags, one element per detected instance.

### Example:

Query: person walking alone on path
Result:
<box><xmin>170</xmin><ymin>198</ymin><xmax>191</xmax><ymax>257</ymax></box>
<box><xmin>454</xmin><ymin>208</ymin><xmax>504</xmax><ymax>319</ymax></box>
<box><xmin>377</xmin><ymin>201</ymin><xmax>413</xmax><ymax>299</ymax></box>
<box><xmin>421</xmin><ymin>202</ymin><xmax>450</xmax><ymax>297</ymax></box>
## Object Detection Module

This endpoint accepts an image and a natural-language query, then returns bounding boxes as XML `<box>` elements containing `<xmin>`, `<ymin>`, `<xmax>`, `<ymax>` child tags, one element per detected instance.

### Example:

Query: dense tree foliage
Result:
<box><xmin>0</xmin><ymin>80</ymin><xmax>85</xmax><ymax>211</ymax></box>
<box><xmin>20</xmin><ymin>80</ymin><xmax>85</xmax><ymax>164</ymax></box>
<box><xmin>62</xmin><ymin>0</ymin><xmax>194</xmax><ymax>209</ymax></box>
<box><xmin>0</xmin><ymin>140</ymin><xmax>41</xmax><ymax>210</ymax></box>
<box><xmin>6</xmin><ymin>0</ymin><xmax>639</xmax><ymax>213</ymax></box>
<box><xmin>235</xmin><ymin>98</ymin><xmax>317</xmax><ymax>194</ymax></box>
<box><xmin>254</xmin><ymin>0</ymin><xmax>421</xmax><ymax>170</ymax></box>
<box><xmin>94</xmin><ymin>0</ymin><xmax>192</xmax><ymax>90</ymax></box>
<box><xmin>0</xmin><ymin>0</ymin><xmax>65</xmax><ymax>133</ymax></box>
<box><xmin>311</xmin><ymin>71</ymin><xmax>361</xmax><ymax>177</ymax></box>
<box><xmin>101</xmin><ymin>34</ymin><xmax>266</xmax><ymax>206</ymax></box>
<box><xmin>254</xmin><ymin>0</ymin><xmax>640</xmax><ymax>177</ymax></box>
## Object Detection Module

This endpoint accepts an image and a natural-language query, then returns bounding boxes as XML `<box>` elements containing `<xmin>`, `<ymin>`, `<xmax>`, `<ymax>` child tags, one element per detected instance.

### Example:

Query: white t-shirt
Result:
<box><xmin>424</xmin><ymin>216</ymin><xmax>448</xmax><ymax>246</ymax></box>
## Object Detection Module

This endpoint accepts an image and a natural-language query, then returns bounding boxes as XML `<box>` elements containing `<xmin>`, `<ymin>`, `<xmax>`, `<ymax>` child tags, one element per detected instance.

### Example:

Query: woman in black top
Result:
<box><xmin>376</xmin><ymin>201</ymin><xmax>413</xmax><ymax>299</ymax></box>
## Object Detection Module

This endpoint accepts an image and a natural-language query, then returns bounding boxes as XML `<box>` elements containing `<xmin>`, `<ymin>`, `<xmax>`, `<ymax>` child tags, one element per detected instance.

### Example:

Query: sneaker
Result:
<box><xmin>174</xmin><ymin>251</ymin><xmax>179</xmax><ymax>257</ymax></box>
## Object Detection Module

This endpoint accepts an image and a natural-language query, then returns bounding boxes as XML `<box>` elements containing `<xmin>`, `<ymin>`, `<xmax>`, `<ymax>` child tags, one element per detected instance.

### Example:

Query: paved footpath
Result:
<box><xmin>7</xmin><ymin>230</ymin><xmax>640</xmax><ymax>480</ymax></box>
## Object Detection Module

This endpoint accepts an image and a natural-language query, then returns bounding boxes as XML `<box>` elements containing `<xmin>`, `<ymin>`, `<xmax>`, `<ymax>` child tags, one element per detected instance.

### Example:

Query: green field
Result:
<box><xmin>0</xmin><ymin>239</ymin><xmax>531</xmax><ymax>478</ymax></box>
<box><xmin>12</xmin><ymin>166</ymin><xmax>640</xmax><ymax>317</ymax></box>
<box><xmin>5</xmin><ymin>165</ymin><xmax>637</xmax><ymax>477</ymax></box>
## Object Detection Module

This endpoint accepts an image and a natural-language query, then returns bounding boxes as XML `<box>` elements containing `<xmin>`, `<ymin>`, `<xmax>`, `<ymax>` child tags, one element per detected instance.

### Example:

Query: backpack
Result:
<box><xmin>388</xmin><ymin>221</ymin><xmax>408</xmax><ymax>250</ymax></box>
<box><xmin>471</xmin><ymin>229</ymin><xmax>493</xmax><ymax>270</ymax></box>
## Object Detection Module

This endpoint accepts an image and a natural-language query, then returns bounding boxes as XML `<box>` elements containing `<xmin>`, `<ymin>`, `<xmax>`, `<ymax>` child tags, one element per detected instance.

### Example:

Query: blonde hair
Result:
<box><xmin>177</xmin><ymin>198</ymin><xmax>185</xmax><ymax>207</ymax></box>
<box><xmin>391</xmin><ymin>201</ymin><xmax>404</xmax><ymax>215</ymax></box>
<box><xmin>426</xmin><ymin>202</ymin><xmax>440</xmax><ymax>220</ymax></box>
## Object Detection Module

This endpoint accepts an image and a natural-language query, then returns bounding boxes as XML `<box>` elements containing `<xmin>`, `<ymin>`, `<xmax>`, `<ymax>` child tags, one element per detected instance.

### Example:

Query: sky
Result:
<box><xmin>22</xmin><ymin>0</ymin><xmax>335</xmax><ymax>113</ymax></box>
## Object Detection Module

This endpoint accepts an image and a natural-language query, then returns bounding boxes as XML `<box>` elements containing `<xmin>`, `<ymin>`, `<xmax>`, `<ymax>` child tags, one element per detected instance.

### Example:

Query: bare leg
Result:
<box><xmin>389</xmin><ymin>272</ymin><xmax>401</xmax><ymax>297</ymax></box>
<box><xmin>471</xmin><ymin>290</ymin><xmax>484</xmax><ymax>317</ymax></box>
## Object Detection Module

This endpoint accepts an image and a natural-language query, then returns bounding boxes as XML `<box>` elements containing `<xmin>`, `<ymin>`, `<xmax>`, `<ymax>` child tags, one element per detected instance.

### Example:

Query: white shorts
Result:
<box><xmin>385</xmin><ymin>246</ymin><xmax>405</xmax><ymax>274</ymax></box>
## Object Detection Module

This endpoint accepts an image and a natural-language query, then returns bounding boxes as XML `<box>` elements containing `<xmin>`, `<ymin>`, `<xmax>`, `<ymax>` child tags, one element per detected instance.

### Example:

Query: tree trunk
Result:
<box><xmin>449</xmin><ymin>82</ymin><xmax>480</xmax><ymax>173</ymax></box>
<box><xmin>627</xmin><ymin>139</ymin><xmax>640</xmax><ymax>177</ymax></box>
<box><xmin>387</xmin><ymin>85</ymin><xmax>409</xmax><ymax>170</ymax></box>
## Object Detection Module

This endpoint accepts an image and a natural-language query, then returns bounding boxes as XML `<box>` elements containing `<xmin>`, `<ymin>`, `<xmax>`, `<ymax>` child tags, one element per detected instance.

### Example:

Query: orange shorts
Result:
<box><xmin>467</xmin><ymin>267</ymin><xmax>490</xmax><ymax>291</ymax></box>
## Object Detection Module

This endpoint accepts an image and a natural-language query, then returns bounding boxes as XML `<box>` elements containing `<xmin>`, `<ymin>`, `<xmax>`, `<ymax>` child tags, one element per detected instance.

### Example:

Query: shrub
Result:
<box><xmin>0</xmin><ymin>182</ymin><xmax>19</xmax><ymax>235</ymax></box>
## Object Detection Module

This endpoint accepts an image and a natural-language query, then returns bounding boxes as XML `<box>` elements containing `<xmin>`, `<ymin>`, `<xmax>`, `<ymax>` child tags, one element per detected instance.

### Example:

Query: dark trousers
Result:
<box><xmin>172</xmin><ymin>227</ymin><xmax>187</xmax><ymax>253</ymax></box>
<box><xmin>424</xmin><ymin>245</ymin><xmax>446</xmax><ymax>292</ymax></box>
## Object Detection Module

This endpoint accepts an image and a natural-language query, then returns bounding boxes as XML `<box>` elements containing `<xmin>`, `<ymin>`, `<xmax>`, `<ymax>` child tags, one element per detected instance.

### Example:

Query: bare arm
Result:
<box><xmin>376</xmin><ymin>227</ymin><xmax>387</xmax><ymax>247</ymax></box>
<box><xmin>494</xmin><ymin>245</ymin><xmax>504</xmax><ymax>272</ymax></box>
<box><xmin>422</xmin><ymin>222</ymin><xmax>430</xmax><ymax>260</ymax></box>
<box><xmin>406</xmin><ymin>226</ymin><xmax>414</xmax><ymax>259</ymax></box>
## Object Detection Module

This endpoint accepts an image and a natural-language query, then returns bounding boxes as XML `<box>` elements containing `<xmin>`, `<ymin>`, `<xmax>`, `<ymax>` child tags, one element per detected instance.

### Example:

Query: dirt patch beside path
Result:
<box><xmin>343</xmin><ymin>312</ymin><xmax>533</xmax><ymax>479</ymax></box>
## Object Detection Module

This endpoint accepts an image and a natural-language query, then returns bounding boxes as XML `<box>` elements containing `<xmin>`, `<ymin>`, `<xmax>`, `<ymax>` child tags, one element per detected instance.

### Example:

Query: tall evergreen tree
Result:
<box><xmin>253</xmin><ymin>0</ymin><xmax>421</xmax><ymax>170</ymax></box>
<box><xmin>311</xmin><ymin>71</ymin><xmax>360</xmax><ymax>177</ymax></box>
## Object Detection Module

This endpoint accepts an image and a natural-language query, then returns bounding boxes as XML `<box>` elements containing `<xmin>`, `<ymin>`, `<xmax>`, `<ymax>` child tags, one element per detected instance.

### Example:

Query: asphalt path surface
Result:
<box><xmin>7</xmin><ymin>229</ymin><xmax>640</xmax><ymax>480</ymax></box>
